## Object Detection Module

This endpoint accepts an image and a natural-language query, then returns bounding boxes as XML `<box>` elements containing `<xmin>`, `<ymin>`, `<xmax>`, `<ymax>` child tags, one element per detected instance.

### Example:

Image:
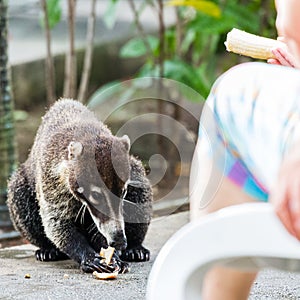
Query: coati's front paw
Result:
<box><xmin>35</xmin><ymin>248</ymin><xmax>69</xmax><ymax>262</ymax></box>
<box><xmin>110</xmin><ymin>252</ymin><xmax>130</xmax><ymax>274</ymax></box>
<box><xmin>120</xmin><ymin>245</ymin><xmax>150</xmax><ymax>262</ymax></box>
<box><xmin>80</xmin><ymin>253</ymin><xmax>129</xmax><ymax>274</ymax></box>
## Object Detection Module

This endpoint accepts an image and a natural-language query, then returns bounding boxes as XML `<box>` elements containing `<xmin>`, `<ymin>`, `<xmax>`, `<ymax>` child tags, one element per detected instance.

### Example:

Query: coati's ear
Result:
<box><xmin>120</xmin><ymin>135</ymin><xmax>130</xmax><ymax>152</ymax></box>
<box><xmin>68</xmin><ymin>141</ymin><xmax>83</xmax><ymax>160</ymax></box>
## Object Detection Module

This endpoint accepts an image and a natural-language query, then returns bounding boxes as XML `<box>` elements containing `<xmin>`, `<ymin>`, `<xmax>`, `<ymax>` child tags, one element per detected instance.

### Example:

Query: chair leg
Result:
<box><xmin>146</xmin><ymin>203</ymin><xmax>300</xmax><ymax>300</ymax></box>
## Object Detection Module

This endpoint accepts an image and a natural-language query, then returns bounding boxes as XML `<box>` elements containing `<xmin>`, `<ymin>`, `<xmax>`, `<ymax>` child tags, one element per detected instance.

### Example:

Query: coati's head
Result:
<box><xmin>66</xmin><ymin>134</ymin><xmax>131</xmax><ymax>250</ymax></box>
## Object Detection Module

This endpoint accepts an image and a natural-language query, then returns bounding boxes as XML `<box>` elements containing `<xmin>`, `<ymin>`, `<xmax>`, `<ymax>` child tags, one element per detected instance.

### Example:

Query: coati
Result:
<box><xmin>7</xmin><ymin>99</ymin><xmax>152</xmax><ymax>273</ymax></box>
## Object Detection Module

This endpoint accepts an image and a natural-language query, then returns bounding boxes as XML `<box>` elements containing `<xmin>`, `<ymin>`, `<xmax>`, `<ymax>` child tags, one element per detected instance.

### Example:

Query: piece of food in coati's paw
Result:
<box><xmin>93</xmin><ymin>271</ymin><xmax>118</xmax><ymax>280</ymax></box>
<box><xmin>100</xmin><ymin>246</ymin><xmax>115</xmax><ymax>265</ymax></box>
<box><xmin>99</xmin><ymin>246</ymin><xmax>130</xmax><ymax>274</ymax></box>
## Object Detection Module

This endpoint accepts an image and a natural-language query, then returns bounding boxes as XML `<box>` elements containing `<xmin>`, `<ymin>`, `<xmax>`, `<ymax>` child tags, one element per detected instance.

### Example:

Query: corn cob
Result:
<box><xmin>224</xmin><ymin>28</ymin><xmax>286</xmax><ymax>60</ymax></box>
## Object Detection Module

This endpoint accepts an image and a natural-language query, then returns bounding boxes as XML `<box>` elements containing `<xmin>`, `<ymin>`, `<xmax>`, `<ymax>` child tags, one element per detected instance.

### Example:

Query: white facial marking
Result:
<box><xmin>68</xmin><ymin>141</ymin><xmax>83</xmax><ymax>160</ymax></box>
<box><xmin>90</xmin><ymin>185</ymin><xmax>101</xmax><ymax>193</ymax></box>
<box><xmin>77</xmin><ymin>187</ymin><xmax>84</xmax><ymax>193</ymax></box>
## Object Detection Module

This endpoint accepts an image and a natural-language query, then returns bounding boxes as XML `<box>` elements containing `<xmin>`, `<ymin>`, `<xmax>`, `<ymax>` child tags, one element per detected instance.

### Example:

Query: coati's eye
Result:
<box><xmin>91</xmin><ymin>191</ymin><xmax>104</xmax><ymax>202</ymax></box>
<box><xmin>89</xmin><ymin>186</ymin><xmax>107</xmax><ymax>206</ymax></box>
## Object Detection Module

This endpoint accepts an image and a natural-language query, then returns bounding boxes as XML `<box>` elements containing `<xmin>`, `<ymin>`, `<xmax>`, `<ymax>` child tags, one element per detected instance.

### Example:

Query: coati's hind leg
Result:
<box><xmin>121</xmin><ymin>157</ymin><xmax>153</xmax><ymax>262</ymax></box>
<box><xmin>7</xmin><ymin>163</ymin><xmax>68</xmax><ymax>262</ymax></box>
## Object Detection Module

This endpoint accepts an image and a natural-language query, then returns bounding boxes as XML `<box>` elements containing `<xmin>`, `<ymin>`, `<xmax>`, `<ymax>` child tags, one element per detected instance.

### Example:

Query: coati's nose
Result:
<box><xmin>110</xmin><ymin>232</ymin><xmax>127</xmax><ymax>251</ymax></box>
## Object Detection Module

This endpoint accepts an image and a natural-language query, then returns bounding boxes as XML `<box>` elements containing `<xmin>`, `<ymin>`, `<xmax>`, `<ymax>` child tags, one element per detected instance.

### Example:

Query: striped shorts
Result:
<box><xmin>199</xmin><ymin>62</ymin><xmax>300</xmax><ymax>201</ymax></box>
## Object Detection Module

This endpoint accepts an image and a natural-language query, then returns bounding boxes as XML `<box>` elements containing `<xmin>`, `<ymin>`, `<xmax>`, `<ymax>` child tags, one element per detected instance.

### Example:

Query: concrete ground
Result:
<box><xmin>0</xmin><ymin>212</ymin><xmax>189</xmax><ymax>300</ymax></box>
<box><xmin>1</xmin><ymin>211</ymin><xmax>300</xmax><ymax>300</ymax></box>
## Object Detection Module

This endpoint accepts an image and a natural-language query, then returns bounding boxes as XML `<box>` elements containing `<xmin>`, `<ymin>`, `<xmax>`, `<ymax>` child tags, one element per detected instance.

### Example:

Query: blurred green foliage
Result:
<box><xmin>117</xmin><ymin>0</ymin><xmax>277</xmax><ymax>100</ymax></box>
<box><xmin>39</xmin><ymin>0</ymin><xmax>277</xmax><ymax>102</ymax></box>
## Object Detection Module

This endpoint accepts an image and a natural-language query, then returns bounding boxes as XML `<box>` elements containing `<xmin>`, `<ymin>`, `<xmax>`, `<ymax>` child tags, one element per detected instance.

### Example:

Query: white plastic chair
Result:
<box><xmin>146</xmin><ymin>203</ymin><xmax>300</xmax><ymax>300</ymax></box>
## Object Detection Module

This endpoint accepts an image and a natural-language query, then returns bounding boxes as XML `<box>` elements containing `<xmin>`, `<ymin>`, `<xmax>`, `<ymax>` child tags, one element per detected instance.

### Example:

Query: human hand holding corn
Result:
<box><xmin>224</xmin><ymin>28</ymin><xmax>293</xmax><ymax>64</ymax></box>
<box><xmin>267</xmin><ymin>37</ymin><xmax>296</xmax><ymax>68</ymax></box>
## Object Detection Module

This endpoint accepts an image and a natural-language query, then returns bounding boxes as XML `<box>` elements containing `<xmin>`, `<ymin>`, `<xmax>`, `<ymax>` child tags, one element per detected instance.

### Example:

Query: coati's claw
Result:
<box><xmin>81</xmin><ymin>259</ymin><xmax>114</xmax><ymax>273</ymax></box>
<box><xmin>35</xmin><ymin>248</ymin><xmax>69</xmax><ymax>262</ymax></box>
<box><xmin>81</xmin><ymin>255</ymin><xmax>111</xmax><ymax>273</ymax></box>
<box><xmin>80</xmin><ymin>253</ymin><xmax>129</xmax><ymax>274</ymax></box>
<box><xmin>120</xmin><ymin>246</ymin><xmax>150</xmax><ymax>262</ymax></box>
<box><xmin>110</xmin><ymin>252</ymin><xmax>130</xmax><ymax>274</ymax></box>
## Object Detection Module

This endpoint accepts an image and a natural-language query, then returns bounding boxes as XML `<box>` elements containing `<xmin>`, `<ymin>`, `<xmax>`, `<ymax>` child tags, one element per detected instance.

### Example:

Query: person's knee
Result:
<box><xmin>190</xmin><ymin>175</ymin><xmax>257</xmax><ymax>220</ymax></box>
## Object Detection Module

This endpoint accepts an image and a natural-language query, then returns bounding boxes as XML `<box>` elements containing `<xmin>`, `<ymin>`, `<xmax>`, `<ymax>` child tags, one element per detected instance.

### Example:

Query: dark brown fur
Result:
<box><xmin>7</xmin><ymin>99</ymin><xmax>152</xmax><ymax>272</ymax></box>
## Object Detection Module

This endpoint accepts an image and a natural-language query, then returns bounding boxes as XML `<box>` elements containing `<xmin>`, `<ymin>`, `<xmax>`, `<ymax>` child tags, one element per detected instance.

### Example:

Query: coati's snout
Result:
<box><xmin>100</xmin><ymin>220</ymin><xmax>127</xmax><ymax>250</ymax></box>
<box><xmin>74</xmin><ymin>181</ymin><xmax>127</xmax><ymax>250</ymax></box>
<box><xmin>109</xmin><ymin>230</ymin><xmax>127</xmax><ymax>250</ymax></box>
<box><xmin>84</xmin><ymin>186</ymin><xmax>127</xmax><ymax>251</ymax></box>
<box><xmin>67</xmin><ymin>138</ymin><xmax>130</xmax><ymax>251</ymax></box>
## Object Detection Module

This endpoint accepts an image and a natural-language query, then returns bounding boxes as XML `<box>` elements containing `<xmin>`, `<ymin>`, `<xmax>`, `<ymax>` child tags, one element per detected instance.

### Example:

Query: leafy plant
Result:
<box><xmin>120</xmin><ymin>36</ymin><xmax>160</xmax><ymax>59</ymax></box>
<box><xmin>103</xmin><ymin>0</ymin><xmax>120</xmax><ymax>29</ymax></box>
<box><xmin>115</xmin><ymin>0</ymin><xmax>276</xmax><ymax>100</ymax></box>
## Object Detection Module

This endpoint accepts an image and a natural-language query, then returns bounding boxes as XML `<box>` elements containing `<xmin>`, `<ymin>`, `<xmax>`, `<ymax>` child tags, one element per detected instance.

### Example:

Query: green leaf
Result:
<box><xmin>137</xmin><ymin>61</ymin><xmax>159</xmax><ymax>78</ymax></box>
<box><xmin>13</xmin><ymin>110</ymin><xmax>28</xmax><ymax>122</ymax></box>
<box><xmin>138</xmin><ymin>59</ymin><xmax>209</xmax><ymax>99</ymax></box>
<box><xmin>188</xmin><ymin>12</ymin><xmax>234</xmax><ymax>35</ymax></box>
<box><xmin>120</xmin><ymin>36</ymin><xmax>159</xmax><ymax>58</ymax></box>
<box><xmin>180</xmin><ymin>28</ymin><xmax>196</xmax><ymax>55</ymax></box>
<box><xmin>223</xmin><ymin>3</ymin><xmax>260</xmax><ymax>33</ymax></box>
<box><xmin>166</xmin><ymin>0</ymin><xmax>221</xmax><ymax>18</ymax></box>
<box><xmin>195</xmin><ymin>63</ymin><xmax>214</xmax><ymax>98</ymax></box>
<box><xmin>103</xmin><ymin>0</ymin><xmax>119</xmax><ymax>30</ymax></box>
<box><xmin>47</xmin><ymin>0</ymin><xmax>62</xmax><ymax>29</ymax></box>
<box><xmin>165</xmin><ymin>29</ymin><xmax>176</xmax><ymax>56</ymax></box>
<box><xmin>40</xmin><ymin>0</ymin><xmax>62</xmax><ymax>30</ymax></box>
<box><xmin>163</xmin><ymin>59</ymin><xmax>210</xmax><ymax>98</ymax></box>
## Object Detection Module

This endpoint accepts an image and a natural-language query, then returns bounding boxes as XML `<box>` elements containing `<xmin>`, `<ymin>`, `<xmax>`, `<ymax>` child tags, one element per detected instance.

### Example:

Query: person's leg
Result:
<box><xmin>189</xmin><ymin>62</ymin><xmax>300</xmax><ymax>299</ymax></box>
<box><xmin>190</xmin><ymin>140</ymin><xmax>258</xmax><ymax>300</ymax></box>
<box><xmin>202</xmin><ymin>266</ymin><xmax>257</xmax><ymax>300</ymax></box>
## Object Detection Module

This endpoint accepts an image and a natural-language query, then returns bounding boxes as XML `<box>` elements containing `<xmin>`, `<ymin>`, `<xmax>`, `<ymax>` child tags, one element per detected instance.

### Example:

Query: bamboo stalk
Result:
<box><xmin>156</xmin><ymin>0</ymin><xmax>167</xmax><ymax>185</ymax></box>
<box><xmin>64</xmin><ymin>0</ymin><xmax>77</xmax><ymax>98</ymax></box>
<box><xmin>127</xmin><ymin>0</ymin><xmax>154</xmax><ymax>60</ymax></box>
<box><xmin>40</xmin><ymin>0</ymin><xmax>56</xmax><ymax>104</ymax></box>
<box><xmin>157</xmin><ymin>0</ymin><xmax>165</xmax><ymax>78</ymax></box>
<box><xmin>0</xmin><ymin>0</ymin><xmax>17</xmax><ymax>226</ymax></box>
<box><xmin>174</xmin><ymin>7</ymin><xmax>183</xmax><ymax>121</ymax></box>
<box><xmin>175</xmin><ymin>7</ymin><xmax>183</xmax><ymax>57</ymax></box>
<box><xmin>78</xmin><ymin>0</ymin><xmax>97</xmax><ymax>103</ymax></box>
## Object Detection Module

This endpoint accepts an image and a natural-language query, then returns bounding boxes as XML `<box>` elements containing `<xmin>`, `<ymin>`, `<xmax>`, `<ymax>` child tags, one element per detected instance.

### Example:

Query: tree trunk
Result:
<box><xmin>63</xmin><ymin>0</ymin><xmax>77</xmax><ymax>98</ymax></box>
<box><xmin>0</xmin><ymin>0</ymin><xmax>17</xmax><ymax>227</ymax></box>
<box><xmin>78</xmin><ymin>0</ymin><xmax>97</xmax><ymax>103</ymax></box>
<box><xmin>41</xmin><ymin>0</ymin><xmax>57</xmax><ymax>105</ymax></box>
